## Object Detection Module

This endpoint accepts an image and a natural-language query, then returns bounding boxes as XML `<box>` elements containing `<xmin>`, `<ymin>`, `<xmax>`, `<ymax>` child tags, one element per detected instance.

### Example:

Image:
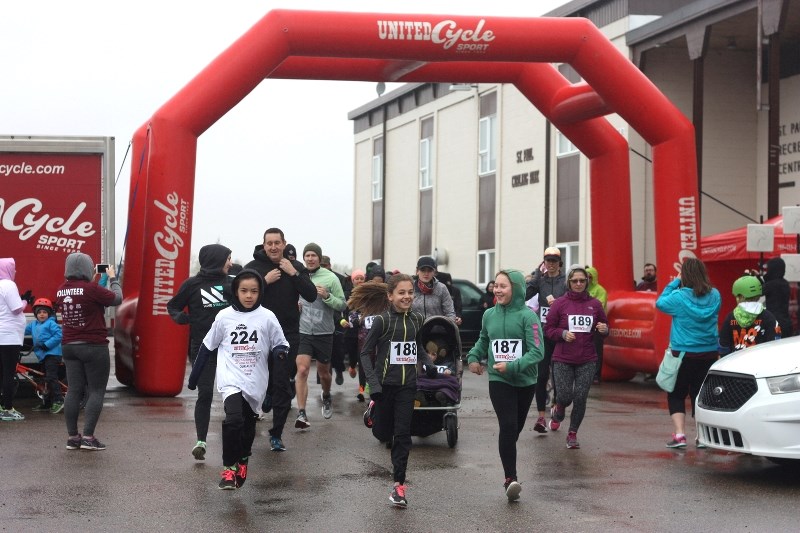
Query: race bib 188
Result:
<box><xmin>390</xmin><ymin>341</ymin><xmax>417</xmax><ymax>364</ymax></box>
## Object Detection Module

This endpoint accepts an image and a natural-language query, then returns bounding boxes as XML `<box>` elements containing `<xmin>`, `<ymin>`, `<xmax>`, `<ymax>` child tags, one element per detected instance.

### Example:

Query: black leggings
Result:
<box><xmin>488</xmin><ymin>380</ymin><xmax>536</xmax><ymax>481</ymax></box>
<box><xmin>63</xmin><ymin>343</ymin><xmax>110</xmax><ymax>437</ymax></box>
<box><xmin>42</xmin><ymin>355</ymin><xmax>64</xmax><ymax>404</ymax></box>
<box><xmin>345</xmin><ymin>335</ymin><xmax>366</xmax><ymax>389</ymax></box>
<box><xmin>552</xmin><ymin>361</ymin><xmax>596</xmax><ymax>432</ymax></box>
<box><xmin>331</xmin><ymin>331</ymin><xmax>345</xmax><ymax>374</ymax></box>
<box><xmin>667</xmin><ymin>353</ymin><xmax>716</xmax><ymax>417</ymax></box>
<box><xmin>0</xmin><ymin>344</ymin><xmax>21</xmax><ymax>410</ymax></box>
<box><xmin>222</xmin><ymin>392</ymin><xmax>258</xmax><ymax>467</ymax></box>
<box><xmin>189</xmin><ymin>339</ymin><xmax>217</xmax><ymax>442</ymax></box>
<box><xmin>534</xmin><ymin>338</ymin><xmax>555</xmax><ymax>412</ymax></box>
<box><xmin>372</xmin><ymin>384</ymin><xmax>415</xmax><ymax>484</ymax></box>
<box><xmin>267</xmin><ymin>332</ymin><xmax>298</xmax><ymax>439</ymax></box>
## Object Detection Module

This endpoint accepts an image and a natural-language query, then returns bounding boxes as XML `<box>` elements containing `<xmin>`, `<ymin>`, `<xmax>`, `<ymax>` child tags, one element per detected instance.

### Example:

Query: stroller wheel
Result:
<box><xmin>445</xmin><ymin>414</ymin><xmax>458</xmax><ymax>448</ymax></box>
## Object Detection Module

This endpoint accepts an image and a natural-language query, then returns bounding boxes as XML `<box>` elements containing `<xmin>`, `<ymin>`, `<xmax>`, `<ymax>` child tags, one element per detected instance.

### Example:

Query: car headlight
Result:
<box><xmin>766</xmin><ymin>373</ymin><xmax>800</xmax><ymax>394</ymax></box>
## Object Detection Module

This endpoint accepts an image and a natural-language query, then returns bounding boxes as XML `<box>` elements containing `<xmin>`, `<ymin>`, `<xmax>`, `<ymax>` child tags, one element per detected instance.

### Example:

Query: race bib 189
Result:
<box><xmin>390</xmin><ymin>341</ymin><xmax>417</xmax><ymax>364</ymax></box>
<box><xmin>568</xmin><ymin>314</ymin><xmax>593</xmax><ymax>333</ymax></box>
<box><xmin>492</xmin><ymin>339</ymin><xmax>522</xmax><ymax>362</ymax></box>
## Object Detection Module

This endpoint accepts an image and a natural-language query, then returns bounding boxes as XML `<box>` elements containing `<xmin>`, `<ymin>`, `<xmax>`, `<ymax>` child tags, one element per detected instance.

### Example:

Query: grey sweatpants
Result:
<box><xmin>63</xmin><ymin>343</ymin><xmax>110</xmax><ymax>437</ymax></box>
<box><xmin>552</xmin><ymin>360</ymin><xmax>596</xmax><ymax>433</ymax></box>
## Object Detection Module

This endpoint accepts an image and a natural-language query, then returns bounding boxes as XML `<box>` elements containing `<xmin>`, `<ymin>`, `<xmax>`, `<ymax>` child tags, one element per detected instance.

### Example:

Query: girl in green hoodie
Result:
<box><xmin>467</xmin><ymin>269</ymin><xmax>544</xmax><ymax>501</ymax></box>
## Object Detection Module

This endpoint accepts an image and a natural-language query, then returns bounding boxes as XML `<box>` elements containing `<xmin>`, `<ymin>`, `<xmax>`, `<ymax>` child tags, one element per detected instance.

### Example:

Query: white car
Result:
<box><xmin>696</xmin><ymin>336</ymin><xmax>800</xmax><ymax>465</ymax></box>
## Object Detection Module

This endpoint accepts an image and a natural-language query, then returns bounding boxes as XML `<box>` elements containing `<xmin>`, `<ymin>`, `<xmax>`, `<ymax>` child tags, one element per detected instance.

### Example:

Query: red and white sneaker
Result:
<box><xmin>566</xmin><ymin>431</ymin><xmax>580</xmax><ymax>449</ymax></box>
<box><xmin>666</xmin><ymin>433</ymin><xmax>687</xmax><ymax>448</ymax></box>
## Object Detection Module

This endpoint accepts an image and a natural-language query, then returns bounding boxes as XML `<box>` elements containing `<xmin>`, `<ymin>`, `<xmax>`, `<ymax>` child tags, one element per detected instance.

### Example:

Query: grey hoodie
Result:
<box><xmin>65</xmin><ymin>252</ymin><xmax>94</xmax><ymax>281</ymax></box>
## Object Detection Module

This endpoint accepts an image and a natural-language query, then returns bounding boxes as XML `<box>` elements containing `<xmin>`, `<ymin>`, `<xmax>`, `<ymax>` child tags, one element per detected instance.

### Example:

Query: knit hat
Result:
<box><xmin>303</xmin><ymin>242</ymin><xmax>322</xmax><ymax>259</ymax></box>
<box><xmin>351</xmin><ymin>269</ymin><xmax>366</xmax><ymax>281</ymax></box>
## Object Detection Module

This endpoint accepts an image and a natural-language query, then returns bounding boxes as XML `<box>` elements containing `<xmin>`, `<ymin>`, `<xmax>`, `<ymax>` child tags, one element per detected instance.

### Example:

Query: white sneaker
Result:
<box><xmin>192</xmin><ymin>440</ymin><xmax>207</xmax><ymax>460</ymax></box>
<box><xmin>0</xmin><ymin>408</ymin><xmax>25</xmax><ymax>421</ymax></box>
<box><xmin>321</xmin><ymin>391</ymin><xmax>333</xmax><ymax>419</ymax></box>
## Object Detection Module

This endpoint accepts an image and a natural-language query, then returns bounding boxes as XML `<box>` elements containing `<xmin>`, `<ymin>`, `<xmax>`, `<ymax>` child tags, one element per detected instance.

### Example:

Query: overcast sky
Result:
<box><xmin>2</xmin><ymin>0</ymin><xmax>567</xmax><ymax>270</ymax></box>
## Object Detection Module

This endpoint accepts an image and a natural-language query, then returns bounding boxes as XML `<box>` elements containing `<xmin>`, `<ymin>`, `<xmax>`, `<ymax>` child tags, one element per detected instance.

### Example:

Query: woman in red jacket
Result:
<box><xmin>543</xmin><ymin>265</ymin><xmax>608</xmax><ymax>449</ymax></box>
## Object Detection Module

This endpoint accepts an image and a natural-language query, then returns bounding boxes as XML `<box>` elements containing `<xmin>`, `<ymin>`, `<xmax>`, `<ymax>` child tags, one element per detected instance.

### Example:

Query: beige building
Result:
<box><xmin>348</xmin><ymin>0</ymin><xmax>800</xmax><ymax>287</ymax></box>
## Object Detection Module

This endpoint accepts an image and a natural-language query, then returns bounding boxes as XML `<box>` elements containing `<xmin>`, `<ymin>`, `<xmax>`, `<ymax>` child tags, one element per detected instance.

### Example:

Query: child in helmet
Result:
<box><xmin>718</xmin><ymin>276</ymin><xmax>781</xmax><ymax>356</ymax></box>
<box><xmin>24</xmin><ymin>298</ymin><xmax>64</xmax><ymax>413</ymax></box>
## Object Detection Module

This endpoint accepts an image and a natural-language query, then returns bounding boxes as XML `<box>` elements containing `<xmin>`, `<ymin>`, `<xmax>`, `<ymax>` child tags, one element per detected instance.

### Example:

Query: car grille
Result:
<box><xmin>697</xmin><ymin>371</ymin><xmax>757</xmax><ymax>411</ymax></box>
<box><xmin>697</xmin><ymin>423</ymin><xmax>744</xmax><ymax>449</ymax></box>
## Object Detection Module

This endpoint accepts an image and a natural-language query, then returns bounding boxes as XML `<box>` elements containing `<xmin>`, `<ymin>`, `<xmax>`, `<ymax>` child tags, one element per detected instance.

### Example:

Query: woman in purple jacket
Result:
<box><xmin>544</xmin><ymin>265</ymin><xmax>609</xmax><ymax>449</ymax></box>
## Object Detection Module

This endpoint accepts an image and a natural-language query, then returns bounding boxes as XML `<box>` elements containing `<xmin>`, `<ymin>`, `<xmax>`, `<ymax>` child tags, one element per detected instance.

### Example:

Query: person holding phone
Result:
<box><xmin>655</xmin><ymin>257</ymin><xmax>720</xmax><ymax>449</ymax></box>
<box><xmin>55</xmin><ymin>253</ymin><xmax>122</xmax><ymax>451</ymax></box>
<box><xmin>95</xmin><ymin>264</ymin><xmax>110</xmax><ymax>288</ymax></box>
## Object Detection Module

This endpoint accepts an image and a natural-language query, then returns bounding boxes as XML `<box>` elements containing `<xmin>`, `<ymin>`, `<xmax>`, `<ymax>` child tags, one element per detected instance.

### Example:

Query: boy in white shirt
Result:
<box><xmin>189</xmin><ymin>269</ymin><xmax>288</xmax><ymax>490</ymax></box>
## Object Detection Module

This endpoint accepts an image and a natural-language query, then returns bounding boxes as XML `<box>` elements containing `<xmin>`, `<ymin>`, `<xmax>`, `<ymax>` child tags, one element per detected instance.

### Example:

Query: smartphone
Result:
<box><xmin>95</xmin><ymin>263</ymin><xmax>109</xmax><ymax>274</ymax></box>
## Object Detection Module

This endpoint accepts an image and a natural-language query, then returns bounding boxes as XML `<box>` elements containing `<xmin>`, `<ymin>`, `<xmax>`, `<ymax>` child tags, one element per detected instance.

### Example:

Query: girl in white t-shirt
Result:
<box><xmin>0</xmin><ymin>258</ymin><xmax>27</xmax><ymax>421</ymax></box>
<box><xmin>189</xmin><ymin>269</ymin><xmax>288</xmax><ymax>490</ymax></box>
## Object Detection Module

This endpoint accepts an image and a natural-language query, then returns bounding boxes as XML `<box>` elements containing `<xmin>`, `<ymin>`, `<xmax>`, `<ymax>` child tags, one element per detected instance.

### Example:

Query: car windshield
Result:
<box><xmin>454</xmin><ymin>281</ymin><xmax>482</xmax><ymax>306</ymax></box>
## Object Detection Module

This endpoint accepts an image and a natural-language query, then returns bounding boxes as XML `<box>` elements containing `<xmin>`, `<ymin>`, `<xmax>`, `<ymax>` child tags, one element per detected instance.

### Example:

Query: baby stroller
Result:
<box><xmin>412</xmin><ymin>316</ymin><xmax>463</xmax><ymax>448</ymax></box>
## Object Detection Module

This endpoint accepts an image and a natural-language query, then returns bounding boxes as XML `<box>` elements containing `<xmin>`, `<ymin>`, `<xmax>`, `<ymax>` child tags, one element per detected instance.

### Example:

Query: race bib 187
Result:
<box><xmin>492</xmin><ymin>339</ymin><xmax>522</xmax><ymax>362</ymax></box>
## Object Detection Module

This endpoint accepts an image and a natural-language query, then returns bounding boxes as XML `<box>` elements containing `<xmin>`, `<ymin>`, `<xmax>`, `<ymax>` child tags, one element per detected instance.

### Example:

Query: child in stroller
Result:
<box><xmin>411</xmin><ymin>317</ymin><xmax>462</xmax><ymax>447</ymax></box>
<box><xmin>415</xmin><ymin>334</ymin><xmax>460</xmax><ymax>407</ymax></box>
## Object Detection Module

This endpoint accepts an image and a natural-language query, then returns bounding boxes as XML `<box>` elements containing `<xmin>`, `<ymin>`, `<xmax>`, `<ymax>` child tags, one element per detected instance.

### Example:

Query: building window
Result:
<box><xmin>419</xmin><ymin>138</ymin><xmax>432</xmax><ymax>189</ymax></box>
<box><xmin>372</xmin><ymin>137</ymin><xmax>383</xmax><ymax>201</ymax></box>
<box><xmin>555</xmin><ymin>243</ymin><xmax>580</xmax><ymax>268</ymax></box>
<box><xmin>420</xmin><ymin>117</ymin><xmax>433</xmax><ymax>190</ymax></box>
<box><xmin>477</xmin><ymin>250</ymin><xmax>496</xmax><ymax>287</ymax></box>
<box><xmin>479</xmin><ymin>115</ymin><xmax>497</xmax><ymax>175</ymax></box>
<box><xmin>557</xmin><ymin>132</ymin><xmax>578</xmax><ymax>157</ymax></box>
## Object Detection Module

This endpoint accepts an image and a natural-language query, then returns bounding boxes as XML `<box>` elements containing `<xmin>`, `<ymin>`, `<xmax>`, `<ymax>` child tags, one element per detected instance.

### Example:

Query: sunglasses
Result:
<box><xmin>569</xmin><ymin>278</ymin><xmax>588</xmax><ymax>284</ymax></box>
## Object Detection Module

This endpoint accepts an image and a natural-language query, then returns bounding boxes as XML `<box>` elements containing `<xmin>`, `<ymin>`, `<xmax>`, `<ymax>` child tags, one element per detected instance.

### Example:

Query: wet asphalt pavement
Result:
<box><xmin>2</xmin><ymin>357</ymin><xmax>799</xmax><ymax>533</ymax></box>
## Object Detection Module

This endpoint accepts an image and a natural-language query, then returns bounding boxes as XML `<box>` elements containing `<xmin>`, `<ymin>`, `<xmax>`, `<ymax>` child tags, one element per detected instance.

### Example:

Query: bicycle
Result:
<box><xmin>14</xmin><ymin>344</ymin><xmax>68</xmax><ymax>402</ymax></box>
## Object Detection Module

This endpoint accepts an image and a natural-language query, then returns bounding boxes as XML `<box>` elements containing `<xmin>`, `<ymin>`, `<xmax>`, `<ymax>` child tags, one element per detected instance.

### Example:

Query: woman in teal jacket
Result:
<box><xmin>467</xmin><ymin>269</ymin><xmax>544</xmax><ymax>502</ymax></box>
<box><xmin>655</xmin><ymin>257</ymin><xmax>720</xmax><ymax>449</ymax></box>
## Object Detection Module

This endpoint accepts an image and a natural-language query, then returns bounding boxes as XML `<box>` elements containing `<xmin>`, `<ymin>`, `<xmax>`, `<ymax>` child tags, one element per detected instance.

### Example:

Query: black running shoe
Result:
<box><xmin>66</xmin><ymin>434</ymin><xmax>82</xmax><ymax>450</ymax></box>
<box><xmin>219</xmin><ymin>468</ymin><xmax>237</xmax><ymax>490</ymax></box>
<box><xmin>389</xmin><ymin>484</ymin><xmax>407</xmax><ymax>508</ymax></box>
<box><xmin>80</xmin><ymin>437</ymin><xmax>106</xmax><ymax>451</ymax></box>
<box><xmin>235</xmin><ymin>458</ymin><xmax>248</xmax><ymax>488</ymax></box>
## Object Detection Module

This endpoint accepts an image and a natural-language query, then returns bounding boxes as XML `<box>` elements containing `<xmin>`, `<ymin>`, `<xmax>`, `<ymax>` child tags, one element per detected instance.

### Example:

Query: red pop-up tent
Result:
<box><xmin>701</xmin><ymin>215</ymin><xmax>798</xmax><ymax>319</ymax></box>
<box><xmin>700</xmin><ymin>215</ymin><xmax>797</xmax><ymax>263</ymax></box>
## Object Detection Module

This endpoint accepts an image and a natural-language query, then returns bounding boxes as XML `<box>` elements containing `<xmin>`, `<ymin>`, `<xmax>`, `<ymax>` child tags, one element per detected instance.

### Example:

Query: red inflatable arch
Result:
<box><xmin>115</xmin><ymin>10</ymin><xmax>698</xmax><ymax>395</ymax></box>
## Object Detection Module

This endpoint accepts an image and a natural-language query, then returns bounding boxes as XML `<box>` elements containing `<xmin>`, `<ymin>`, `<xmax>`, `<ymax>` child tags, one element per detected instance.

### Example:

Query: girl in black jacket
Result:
<box><xmin>354</xmin><ymin>274</ymin><xmax>427</xmax><ymax>508</ymax></box>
